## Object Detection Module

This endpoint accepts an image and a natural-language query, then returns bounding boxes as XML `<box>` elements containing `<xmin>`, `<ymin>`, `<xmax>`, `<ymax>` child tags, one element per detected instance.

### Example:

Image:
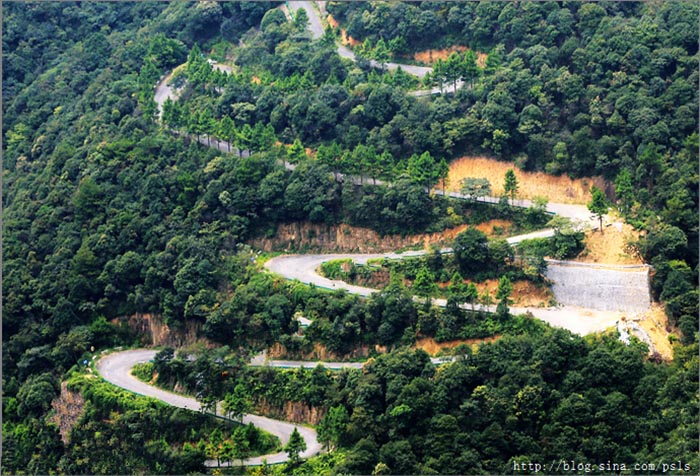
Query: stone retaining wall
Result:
<box><xmin>546</xmin><ymin>262</ymin><xmax>651</xmax><ymax>312</ymax></box>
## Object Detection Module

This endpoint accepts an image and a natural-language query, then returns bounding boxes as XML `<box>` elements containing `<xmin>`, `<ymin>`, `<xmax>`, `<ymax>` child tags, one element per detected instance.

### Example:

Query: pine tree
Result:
<box><xmin>463</xmin><ymin>50</ymin><xmax>479</xmax><ymax>86</ymax></box>
<box><xmin>588</xmin><ymin>186</ymin><xmax>609</xmax><ymax>233</ymax></box>
<box><xmin>495</xmin><ymin>275</ymin><xmax>513</xmax><ymax>319</ymax></box>
<box><xmin>219</xmin><ymin>116</ymin><xmax>236</xmax><ymax>152</ymax></box>
<box><xmin>413</xmin><ymin>267</ymin><xmax>437</xmax><ymax>299</ymax></box>
<box><xmin>161</xmin><ymin>97</ymin><xmax>174</xmax><ymax>125</ymax></box>
<box><xmin>285</xmin><ymin>427</ymin><xmax>307</xmax><ymax>466</ymax></box>
<box><xmin>436</xmin><ymin>159</ymin><xmax>450</xmax><ymax>195</ymax></box>
<box><xmin>222</xmin><ymin>383</ymin><xmax>250</xmax><ymax>423</ymax></box>
<box><xmin>503</xmin><ymin>169</ymin><xmax>519</xmax><ymax>205</ymax></box>
<box><xmin>287</xmin><ymin>138</ymin><xmax>307</xmax><ymax>164</ymax></box>
<box><xmin>444</xmin><ymin>52</ymin><xmax>462</xmax><ymax>92</ymax></box>
<box><xmin>374</xmin><ymin>38</ymin><xmax>391</xmax><ymax>72</ymax></box>
<box><xmin>614</xmin><ymin>169</ymin><xmax>635</xmax><ymax>216</ymax></box>
<box><xmin>447</xmin><ymin>272</ymin><xmax>467</xmax><ymax>301</ymax></box>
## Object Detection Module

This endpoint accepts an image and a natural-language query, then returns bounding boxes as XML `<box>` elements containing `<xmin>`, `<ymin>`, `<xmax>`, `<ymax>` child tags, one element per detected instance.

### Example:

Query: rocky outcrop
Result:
<box><xmin>267</xmin><ymin>341</ymin><xmax>376</xmax><ymax>361</ymax></box>
<box><xmin>254</xmin><ymin>398</ymin><xmax>325</xmax><ymax>426</ymax></box>
<box><xmin>50</xmin><ymin>382</ymin><xmax>86</xmax><ymax>445</ymax></box>
<box><xmin>114</xmin><ymin>313</ymin><xmax>206</xmax><ymax>348</ymax></box>
<box><xmin>250</xmin><ymin>221</ymin><xmax>470</xmax><ymax>253</ymax></box>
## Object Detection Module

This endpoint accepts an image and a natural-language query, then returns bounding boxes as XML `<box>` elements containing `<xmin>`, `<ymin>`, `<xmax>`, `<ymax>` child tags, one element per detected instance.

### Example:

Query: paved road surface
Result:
<box><xmin>97</xmin><ymin>348</ymin><xmax>458</xmax><ymax>467</ymax></box>
<box><xmin>249</xmin><ymin>351</ymin><xmax>454</xmax><ymax>369</ymax></box>
<box><xmin>288</xmin><ymin>1</ymin><xmax>434</xmax><ymax>80</ymax></box>
<box><xmin>264</xmin><ymin>252</ymin><xmax>624</xmax><ymax>335</ymax></box>
<box><xmin>287</xmin><ymin>1</ymin><xmax>325</xmax><ymax>39</ymax></box>
<box><xmin>97</xmin><ymin>349</ymin><xmax>322</xmax><ymax>467</ymax></box>
<box><xmin>153</xmin><ymin>71</ymin><xmax>179</xmax><ymax>118</ymax></box>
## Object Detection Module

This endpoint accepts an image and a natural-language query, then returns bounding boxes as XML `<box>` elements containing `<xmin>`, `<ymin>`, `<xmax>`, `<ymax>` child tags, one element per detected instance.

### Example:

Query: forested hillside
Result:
<box><xmin>3</xmin><ymin>1</ymin><xmax>698</xmax><ymax>474</ymax></box>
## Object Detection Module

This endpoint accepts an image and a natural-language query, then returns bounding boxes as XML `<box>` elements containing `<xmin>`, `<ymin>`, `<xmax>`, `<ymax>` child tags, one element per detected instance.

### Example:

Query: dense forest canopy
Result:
<box><xmin>2</xmin><ymin>1</ymin><xmax>698</xmax><ymax>474</ymax></box>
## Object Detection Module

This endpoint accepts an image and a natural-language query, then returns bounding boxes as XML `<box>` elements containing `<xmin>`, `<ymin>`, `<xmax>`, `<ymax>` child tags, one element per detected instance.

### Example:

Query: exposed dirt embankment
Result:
<box><xmin>638</xmin><ymin>304</ymin><xmax>675</xmax><ymax>361</ymax></box>
<box><xmin>449</xmin><ymin>156</ymin><xmax>610</xmax><ymax>204</ymax></box>
<box><xmin>254</xmin><ymin>398</ymin><xmax>325</xmax><ymax>426</ymax></box>
<box><xmin>50</xmin><ymin>382</ymin><xmax>85</xmax><ymax>445</ymax></box>
<box><xmin>267</xmin><ymin>342</ymin><xmax>378</xmax><ymax>362</ymax></box>
<box><xmin>475</xmin><ymin>278</ymin><xmax>552</xmax><ymax>307</ymax></box>
<box><xmin>115</xmin><ymin>313</ymin><xmax>206</xmax><ymax>348</ymax></box>
<box><xmin>414</xmin><ymin>336</ymin><xmax>500</xmax><ymax>355</ymax></box>
<box><xmin>327</xmin><ymin>15</ymin><xmax>361</xmax><ymax>46</ymax></box>
<box><xmin>250</xmin><ymin>222</ymin><xmax>504</xmax><ymax>253</ymax></box>
<box><xmin>413</xmin><ymin>46</ymin><xmax>487</xmax><ymax>68</ymax></box>
<box><xmin>575</xmin><ymin>221</ymin><xmax>643</xmax><ymax>265</ymax></box>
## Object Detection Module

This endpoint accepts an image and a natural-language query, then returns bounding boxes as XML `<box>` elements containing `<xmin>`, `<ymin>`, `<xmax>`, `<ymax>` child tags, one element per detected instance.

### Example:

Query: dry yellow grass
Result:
<box><xmin>414</xmin><ymin>336</ymin><xmax>500</xmax><ymax>355</ymax></box>
<box><xmin>472</xmin><ymin>219</ymin><xmax>512</xmax><ymax>237</ymax></box>
<box><xmin>474</xmin><ymin>278</ymin><xmax>551</xmax><ymax>307</ymax></box>
<box><xmin>575</xmin><ymin>221</ymin><xmax>643</xmax><ymax>265</ymax></box>
<box><xmin>638</xmin><ymin>304</ymin><xmax>675</xmax><ymax>361</ymax></box>
<box><xmin>448</xmin><ymin>156</ymin><xmax>608</xmax><ymax>205</ymax></box>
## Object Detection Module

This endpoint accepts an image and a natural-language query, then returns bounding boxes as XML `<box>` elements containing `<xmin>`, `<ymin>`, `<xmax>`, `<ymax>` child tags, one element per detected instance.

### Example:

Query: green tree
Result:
<box><xmin>447</xmin><ymin>272</ymin><xmax>467</xmax><ymax>300</ymax></box>
<box><xmin>287</xmin><ymin>138</ymin><xmax>307</xmax><ymax>164</ymax></box>
<box><xmin>503</xmin><ymin>169</ymin><xmax>519</xmax><ymax>205</ymax></box>
<box><xmin>219</xmin><ymin>116</ymin><xmax>236</xmax><ymax>152</ymax></box>
<box><xmin>220</xmin><ymin>439</ymin><xmax>236</xmax><ymax>466</ymax></box>
<box><xmin>444</xmin><ymin>52</ymin><xmax>463</xmax><ymax>92</ymax></box>
<box><xmin>374</xmin><ymin>38</ymin><xmax>391</xmax><ymax>72</ymax></box>
<box><xmin>293</xmin><ymin>7</ymin><xmax>309</xmax><ymax>31</ymax></box>
<box><xmin>285</xmin><ymin>427</ymin><xmax>307</xmax><ymax>466</ymax></box>
<box><xmin>614</xmin><ymin>169</ymin><xmax>635</xmax><ymax>216</ymax></box>
<box><xmin>318</xmin><ymin>405</ymin><xmax>349</xmax><ymax>451</ymax></box>
<box><xmin>222</xmin><ymin>383</ymin><xmax>251</xmax><ymax>423</ymax></box>
<box><xmin>436</xmin><ymin>159</ymin><xmax>450</xmax><ymax>195</ymax></box>
<box><xmin>640</xmin><ymin>223</ymin><xmax>688</xmax><ymax>263</ymax></box>
<box><xmin>465</xmin><ymin>282</ymin><xmax>479</xmax><ymax>312</ymax></box>
<box><xmin>588</xmin><ymin>186</ymin><xmax>609</xmax><ymax>233</ymax></box>
<box><xmin>407</xmin><ymin>151</ymin><xmax>437</xmax><ymax>188</ymax></box>
<box><xmin>495</xmin><ymin>275</ymin><xmax>513</xmax><ymax>304</ymax></box>
<box><xmin>453</xmin><ymin>228</ymin><xmax>489</xmax><ymax>275</ymax></box>
<box><xmin>462</xmin><ymin>49</ymin><xmax>479</xmax><ymax>86</ymax></box>
<box><xmin>232</xmin><ymin>426</ymin><xmax>251</xmax><ymax>466</ymax></box>
<box><xmin>237</xmin><ymin>123</ymin><xmax>254</xmax><ymax>155</ymax></box>
<box><xmin>426</xmin><ymin>244</ymin><xmax>444</xmax><ymax>274</ymax></box>
<box><xmin>16</xmin><ymin>373</ymin><xmax>59</xmax><ymax>418</ymax></box>
<box><xmin>485</xmin><ymin>44</ymin><xmax>503</xmax><ymax>74</ymax></box>
<box><xmin>412</xmin><ymin>267</ymin><xmax>437</xmax><ymax>300</ymax></box>
<box><xmin>460</xmin><ymin>177</ymin><xmax>492</xmax><ymax>201</ymax></box>
<box><xmin>205</xmin><ymin>428</ymin><xmax>225</xmax><ymax>467</ymax></box>
<box><xmin>388</xmin><ymin>36</ymin><xmax>407</xmax><ymax>55</ymax></box>
<box><xmin>431</xmin><ymin>59</ymin><xmax>446</xmax><ymax>93</ymax></box>
<box><xmin>489</xmin><ymin>239</ymin><xmax>514</xmax><ymax>271</ymax></box>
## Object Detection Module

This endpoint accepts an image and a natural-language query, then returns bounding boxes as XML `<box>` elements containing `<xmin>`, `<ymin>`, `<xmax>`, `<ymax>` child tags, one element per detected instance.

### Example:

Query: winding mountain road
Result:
<box><xmin>264</xmin><ymin>252</ymin><xmax>631</xmax><ymax>336</ymax></box>
<box><xmin>97</xmin><ymin>349</ymin><xmax>322</xmax><ymax>467</ymax></box>
<box><xmin>287</xmin><ymin>1</ymin><xmax>437</xmax><ymax>84</ymax></box>
<box><xmin>121</xmin><ymin>5</ymin><xmax>654</xmax><ymax>468</ymax></box>
<box><xmin>153</xmin><ymin>65</ymin><xmax>642</xmax><ymax>334</ymax></box>
<box><xmin>96</xmin><ymin>348</ymin><xmax>456</xmax><ymax>467</ymax></box>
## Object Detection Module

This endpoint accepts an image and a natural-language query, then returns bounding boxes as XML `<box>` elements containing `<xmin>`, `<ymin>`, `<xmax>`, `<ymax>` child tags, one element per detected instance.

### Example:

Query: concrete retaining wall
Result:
<box><xmin>545</xmin><ymin>262</ymin><xmax>651</xmax><ymax>313</ymax></box>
